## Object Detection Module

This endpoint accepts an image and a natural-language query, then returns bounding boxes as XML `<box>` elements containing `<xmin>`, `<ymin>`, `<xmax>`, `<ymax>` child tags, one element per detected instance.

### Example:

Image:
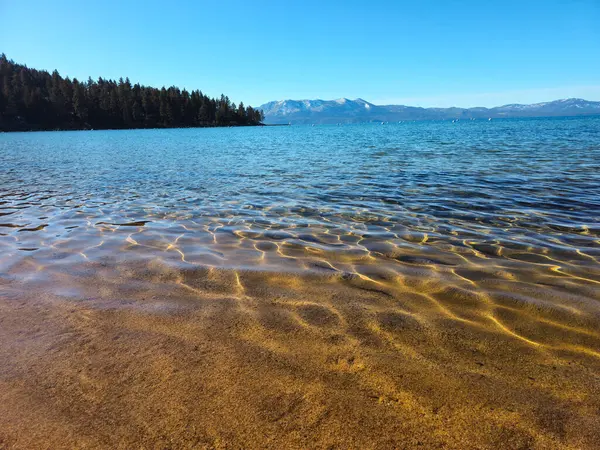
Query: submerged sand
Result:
<box><xmin>1</xmin><ymin>259</ymin><xmax>599</xmax><ymax>449</ymax></box>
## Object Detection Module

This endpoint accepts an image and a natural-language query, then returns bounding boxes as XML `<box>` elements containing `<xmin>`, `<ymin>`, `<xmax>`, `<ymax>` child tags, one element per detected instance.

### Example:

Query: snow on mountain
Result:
<box><xmin>257</xmin><ymin>98</ymin><xmax>600</xmax><ymax>124</ymax></box>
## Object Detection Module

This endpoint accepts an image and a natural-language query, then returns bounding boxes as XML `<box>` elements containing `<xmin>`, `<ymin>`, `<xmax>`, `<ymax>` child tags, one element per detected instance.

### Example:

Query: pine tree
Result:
<box><xmin>237</xmin><ymin>101</ymin><xmax>247</xmax><ymax>124</ymax></box>
<box><xmin>72</xmin><ymin>80</ymin><xmax>88</xmax><ymax>124</ymax></box>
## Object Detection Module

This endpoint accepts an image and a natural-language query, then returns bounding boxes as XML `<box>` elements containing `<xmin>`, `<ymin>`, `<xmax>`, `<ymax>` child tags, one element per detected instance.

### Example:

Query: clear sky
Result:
<box><xmin>1</xmin><ymin>0</ymin><xmax>599</xmax><ymax>108</ymax></box>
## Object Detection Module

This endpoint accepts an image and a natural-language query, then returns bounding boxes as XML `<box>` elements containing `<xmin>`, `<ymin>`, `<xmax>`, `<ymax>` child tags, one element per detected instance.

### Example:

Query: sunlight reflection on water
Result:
<box><xmin>1</xmin><ymin>117</ymin><xmax>599</xmax><ymax>291</ymax></box>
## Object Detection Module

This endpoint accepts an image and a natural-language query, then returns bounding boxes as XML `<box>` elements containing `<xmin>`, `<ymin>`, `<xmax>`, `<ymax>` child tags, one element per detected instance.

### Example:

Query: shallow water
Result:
<box><xmin>2</xmin><ymin>117</ymin><xmax>600</xmax><ymax>448</ymax></box>
<box><xmin>1</xmin><ymin>117</ymin><xmax>599</xmax><ymax>283</ymax></box>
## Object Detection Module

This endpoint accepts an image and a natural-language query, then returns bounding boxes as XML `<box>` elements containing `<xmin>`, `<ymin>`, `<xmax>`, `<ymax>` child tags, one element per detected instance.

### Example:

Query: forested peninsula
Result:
<box><xmin>0</xmin><ymin>54</ymin><xmax>264</xmax><ymax>131</ymax></box>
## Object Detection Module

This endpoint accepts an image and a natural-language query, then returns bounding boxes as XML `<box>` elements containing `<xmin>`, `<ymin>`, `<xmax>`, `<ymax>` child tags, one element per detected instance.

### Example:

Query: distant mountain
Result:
<box><xmin>257</xmin><ymin>98</ymin><xmax>600</xmax><ymax>124</ymax></box>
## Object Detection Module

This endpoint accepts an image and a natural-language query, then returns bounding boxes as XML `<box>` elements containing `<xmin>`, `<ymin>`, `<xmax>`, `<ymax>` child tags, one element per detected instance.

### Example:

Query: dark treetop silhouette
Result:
<box><xmin>0</xmin><ymin>54</ymin><xmax>264</xmax><ymax>131</ymax></box>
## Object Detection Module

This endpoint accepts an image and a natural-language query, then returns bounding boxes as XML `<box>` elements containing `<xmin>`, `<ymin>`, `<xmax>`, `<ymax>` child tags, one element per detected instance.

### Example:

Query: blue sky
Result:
<box><xmin>1</xmin><ymin>0</ymin><xmax>599</xmax><ymax>107</ymax></box>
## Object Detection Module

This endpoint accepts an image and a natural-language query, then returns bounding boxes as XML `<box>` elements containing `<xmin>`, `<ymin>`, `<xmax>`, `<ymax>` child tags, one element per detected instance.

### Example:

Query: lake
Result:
<box><xmin>1</xmin><ymin>117</ymin><xmax>600</xmax><ymax>448</ymax></box>
<box><xmin>1</xmin><ymin>117</ymin><xmax>599</xmax><ymax>279</ymax></box>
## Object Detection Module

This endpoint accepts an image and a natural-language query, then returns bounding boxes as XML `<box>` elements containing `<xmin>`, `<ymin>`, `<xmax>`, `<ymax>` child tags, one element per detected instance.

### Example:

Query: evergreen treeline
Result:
<box><xmin>0</xmin><ymin>54</ymin><xmax>264</xmax><ymax>131</ymax></box>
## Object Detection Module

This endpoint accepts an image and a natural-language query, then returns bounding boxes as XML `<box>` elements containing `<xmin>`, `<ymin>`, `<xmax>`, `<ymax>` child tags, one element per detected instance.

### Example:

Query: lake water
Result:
<box><xmin>1</xmin><ymin>117</ymin><xmax>599</xmax><ymax>288</ymax></box>
<box><xmin>3</xmin><ymin>116</ymin><xmax>600</xmax><ymax>448</ymax></box>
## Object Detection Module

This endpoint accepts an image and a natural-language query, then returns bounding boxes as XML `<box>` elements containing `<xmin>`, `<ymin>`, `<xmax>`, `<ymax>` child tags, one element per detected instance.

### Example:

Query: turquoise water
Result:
<box><xmin>1</xmin><ymin>117</ymin><xmax>599</xmax><ymax>285</ymax></box>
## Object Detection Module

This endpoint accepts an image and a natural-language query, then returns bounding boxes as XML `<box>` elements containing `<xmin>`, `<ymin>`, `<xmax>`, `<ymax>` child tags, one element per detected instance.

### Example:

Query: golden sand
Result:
<box><xmin>1</xmin><ymin>259</ymin><xmax>599</xmax><ymax>449</ymax></box>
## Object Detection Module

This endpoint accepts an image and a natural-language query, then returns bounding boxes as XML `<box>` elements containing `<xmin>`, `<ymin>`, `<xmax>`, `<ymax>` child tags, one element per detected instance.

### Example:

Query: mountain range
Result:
<box><xmin>257</xmin><ymin>98</ymin><xmax>600</xmax><ymax>124</ymax></box>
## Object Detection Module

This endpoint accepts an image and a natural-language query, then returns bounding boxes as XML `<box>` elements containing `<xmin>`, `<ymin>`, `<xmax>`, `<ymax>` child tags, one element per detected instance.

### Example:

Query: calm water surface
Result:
<box><xmin>1</xmin><ymin>117</ymin><xmax>599</xmax><ymax>289</ymax></box>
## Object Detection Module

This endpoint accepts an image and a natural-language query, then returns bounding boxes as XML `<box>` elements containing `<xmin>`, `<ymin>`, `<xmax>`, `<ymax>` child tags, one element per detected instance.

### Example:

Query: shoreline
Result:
<box><xmin>0</xmin><ymin>123</ymin><xmax>266</xmax><ymax>133</ymax></box>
